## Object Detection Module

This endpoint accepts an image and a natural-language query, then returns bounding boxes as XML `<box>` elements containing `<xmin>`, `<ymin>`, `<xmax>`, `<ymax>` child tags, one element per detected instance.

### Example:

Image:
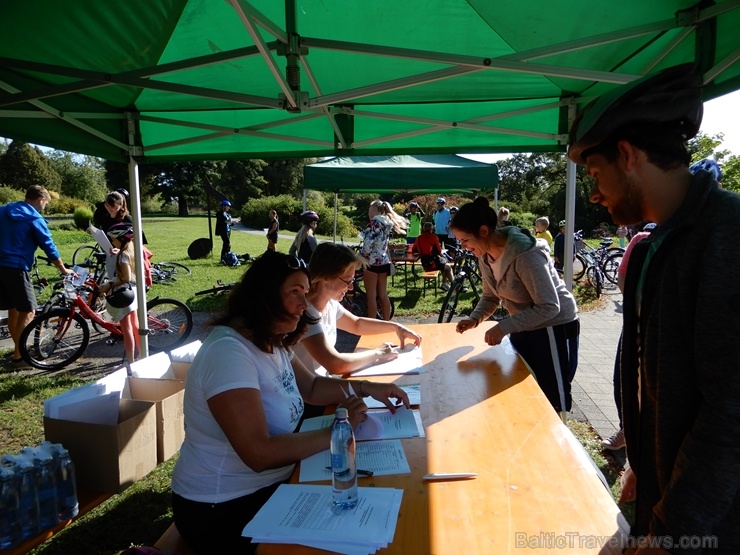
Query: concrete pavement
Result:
<box><xmin>571</xmin><ymin>290</ymin><xmax>624</xmax><ymax>440</ymax></box>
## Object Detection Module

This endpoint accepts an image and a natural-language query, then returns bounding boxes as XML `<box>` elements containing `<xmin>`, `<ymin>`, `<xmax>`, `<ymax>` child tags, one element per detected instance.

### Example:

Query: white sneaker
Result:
<box><xmin>602</xmin><ymin>429</ymin><xmax>625</xmax><ymax>450</ymax></box>
<box><xmin>441</xmin><ymin>282</ymin><xmax>451</xmax><ymax>291</ymax></box>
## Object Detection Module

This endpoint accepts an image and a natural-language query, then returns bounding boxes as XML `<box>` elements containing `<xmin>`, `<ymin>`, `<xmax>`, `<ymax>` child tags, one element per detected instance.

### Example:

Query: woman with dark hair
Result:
<box><xmin>171</xmin><ymin>250</ymin><xmax>409</xmax><ymax>554</ymax></box>
<box><xmin>293</xmin><ymin>242</ymin><xmax>421</xmax><ymax>377</ymax></box>
<box><xmin>93</xmin><ymin>190</ymin><xmax>131</xmax><ymax>232</ymax></box>
<box><xmin>450</xmin><ymin>197</ymin><xmax>579</xmax><ymax>414</ymax></box>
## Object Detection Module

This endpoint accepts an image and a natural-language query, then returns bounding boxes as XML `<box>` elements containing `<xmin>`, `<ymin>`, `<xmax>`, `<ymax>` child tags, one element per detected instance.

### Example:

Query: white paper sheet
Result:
<box><xmin>299</xmin><ymin>439</ymin><xmax>410</xmax><ymax>482</ymax></box>
<box><xmin>87</xmin><ymin>224</ymin><xmax>113</xmax><ymax>253</ymax></box>
<box><xmin>350</xmin><ymin>344</ymin><xmax>423</xmax><ymax>377</ymax></box>
<box><xmin>299</xmin><ymin>406</ymin><xmax>422</xmax><ymax>441</ymax></box>
<box><xmin>128</xmin><ymin>351</ymin><xmax>174</xmax><ymax>379</ymax></box>
<box><xmin>242</xmin><ymin>484</ymin><xmax>403</xmax><ymax>555</ymax></box>
<box><xmin>363</xmin><ymin>383</ymin><xmax>420</xmax><ymax>408</ymax></box>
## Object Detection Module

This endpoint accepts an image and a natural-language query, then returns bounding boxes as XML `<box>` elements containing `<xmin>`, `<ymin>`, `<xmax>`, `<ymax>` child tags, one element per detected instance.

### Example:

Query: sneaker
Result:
<box><xmin>441</xmin><ymin>282</ymin><xmax>451</xmax><ymax>291</ymax></box>
<box><xmin>602</xmin><ymin>429</ymin><xmax>625</xmax><ymax>450</ymax></box>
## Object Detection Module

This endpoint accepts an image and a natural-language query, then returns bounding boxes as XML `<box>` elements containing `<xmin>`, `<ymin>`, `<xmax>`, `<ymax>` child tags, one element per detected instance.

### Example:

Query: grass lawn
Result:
<box><xmin>0</xmin><ymin>215</ymin><xmax>622</xmax><ymax>554</ymax></box>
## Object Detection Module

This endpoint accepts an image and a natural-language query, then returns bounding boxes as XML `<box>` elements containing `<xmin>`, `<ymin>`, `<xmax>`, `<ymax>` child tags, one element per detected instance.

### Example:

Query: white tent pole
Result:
<box><xmin>494</xmin><ymin>186</ymin><xmax>499</xmax><ymax>212</ymax></box>
<box><xmin>128</xmin><ymin>155</ymin><xmax>149</xmax><ymax>357</ymax></box>
<box><xmin>333</xmin><ymin>193</ymin><xmax>338</xmax><ymax>242</ymax></box>
<box><xmin>563</xmin><ymin>102</ymin><xmax>578</xmax><ymax>292</ymax></box>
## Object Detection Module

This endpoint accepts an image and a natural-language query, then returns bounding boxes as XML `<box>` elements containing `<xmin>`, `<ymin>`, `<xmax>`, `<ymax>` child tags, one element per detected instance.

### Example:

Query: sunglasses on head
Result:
<box><xmin>286</xmin><ymin>256</ymin><xmax>307</xmax><ymax>270</ymax></box>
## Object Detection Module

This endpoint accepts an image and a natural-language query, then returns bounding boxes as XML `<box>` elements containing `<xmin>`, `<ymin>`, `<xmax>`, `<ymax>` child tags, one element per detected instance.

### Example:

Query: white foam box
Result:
<box><xmin>168</xmin><ymin>340</ymin><xmax>202</xmax><ymax>380</ymax></box>
<box><xmin>44</xmin><ymin>399</ymin><xmax>157</xmax><ymax>493</ymax></box>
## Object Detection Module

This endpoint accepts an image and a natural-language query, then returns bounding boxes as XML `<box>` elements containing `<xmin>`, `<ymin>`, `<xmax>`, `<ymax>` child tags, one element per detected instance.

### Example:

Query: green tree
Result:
<box><xmin>48</xmin><ymin>150</ymin><xmax>108</xmax><ymax>203</ymax></box>
<box><xmin>688</xmin><ymin>131</ymin><xmax>739</xmax><ymax>193</ymax></box>
<box><xmin>0</xmin><ymin>140</ymin><xmax>62</xmax><ymax>192</ymax></box>
<box><xmin>143</xmin><ymin>160</ymin><xmax>219</xmax><ymax>216</ymax></box>
<box><xmin>212</xmin><ymin>159</ymin><xmax>268</xmax><ymax>208</ymax></box>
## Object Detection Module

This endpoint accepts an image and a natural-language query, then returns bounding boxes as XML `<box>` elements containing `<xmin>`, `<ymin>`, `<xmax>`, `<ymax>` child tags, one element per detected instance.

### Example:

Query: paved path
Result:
<box><xmin>571</xmin><ymin>290</ymin><xmax>624</xmax><ymax>440</ymax></box>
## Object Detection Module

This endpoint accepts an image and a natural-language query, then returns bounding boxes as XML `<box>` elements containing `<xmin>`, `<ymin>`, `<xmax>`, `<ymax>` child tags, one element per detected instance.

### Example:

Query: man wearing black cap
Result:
<box><xmin>569</xmin><ymin>63</ymin><xmax>740</xmax><ymax>554</ymax></box>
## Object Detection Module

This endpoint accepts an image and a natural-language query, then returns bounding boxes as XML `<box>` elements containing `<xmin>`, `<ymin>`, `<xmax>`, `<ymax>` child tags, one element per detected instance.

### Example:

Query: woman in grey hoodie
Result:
<box><xmin>451</xmin><ymin>197</ymin><xmax>579</xmax><ymax>414</ymax></box>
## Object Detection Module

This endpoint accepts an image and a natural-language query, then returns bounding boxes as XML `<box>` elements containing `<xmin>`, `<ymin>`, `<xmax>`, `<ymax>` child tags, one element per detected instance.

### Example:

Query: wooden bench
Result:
<box><xmin>421</xmin><ymin>270</ymin><xmax>440</xmax><ymax>297</ymax></box>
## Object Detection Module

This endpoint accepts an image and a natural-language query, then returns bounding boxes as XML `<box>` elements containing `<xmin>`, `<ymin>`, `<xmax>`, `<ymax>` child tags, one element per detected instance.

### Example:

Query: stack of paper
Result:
<box><xmin>350</xmin><ymin>344</ymin><xmax>423</xmax><ymax>376</ymax></box>
<box><xmin>243</xmin><ymin>484</ymin><xmax>403</xmax><ymax>555</ymax></box>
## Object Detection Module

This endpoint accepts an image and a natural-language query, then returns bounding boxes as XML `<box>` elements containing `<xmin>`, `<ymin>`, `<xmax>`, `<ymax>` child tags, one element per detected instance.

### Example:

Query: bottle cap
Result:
<box><xmin>335</xmin><ymin>407</ymin><xmax>349</xmax><ymax>419</ymax></box>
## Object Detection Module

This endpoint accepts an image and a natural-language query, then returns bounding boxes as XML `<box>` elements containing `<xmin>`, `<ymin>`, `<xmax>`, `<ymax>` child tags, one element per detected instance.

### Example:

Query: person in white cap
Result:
<box><xmin>432</xmin><ymin>197</ymin><xmax>451</xmax><ymax>247</ymax></box>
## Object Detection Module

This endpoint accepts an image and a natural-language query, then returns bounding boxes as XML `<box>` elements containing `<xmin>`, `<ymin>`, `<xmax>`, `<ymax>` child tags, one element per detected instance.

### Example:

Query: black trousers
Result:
<box><xmin>219</xmin><ymin>231</ymin><xmax>231</xmax><ymax>260</ymax></box>
<box><xmin>172</xmin><ymin>481</ymin><xmax>282</xmax><ymax>555</ymax></box>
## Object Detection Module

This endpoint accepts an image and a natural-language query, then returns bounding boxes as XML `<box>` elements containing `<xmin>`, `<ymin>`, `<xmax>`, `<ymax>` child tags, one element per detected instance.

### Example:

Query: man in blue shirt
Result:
<box><xmin>432</xmin><ymin>197</ymin><xmax>451</xmax><ymax>247</ymax></box>
<box><xmin>0</xmin><ymin>185</ymin><xmax>74</xmax><ymax>366</ymax></box>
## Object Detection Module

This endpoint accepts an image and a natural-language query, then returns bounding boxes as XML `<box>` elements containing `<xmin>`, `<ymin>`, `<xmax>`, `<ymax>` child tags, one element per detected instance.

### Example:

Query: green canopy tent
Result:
<box><xmin>1</xmin><ymin>0</ymin><xmax>739</xmax><ymax>354</ymax></box>
<box><xmin>303</xmin><ymin>154</ymin><xmax>499</xmax><ymax>239</ymax></box>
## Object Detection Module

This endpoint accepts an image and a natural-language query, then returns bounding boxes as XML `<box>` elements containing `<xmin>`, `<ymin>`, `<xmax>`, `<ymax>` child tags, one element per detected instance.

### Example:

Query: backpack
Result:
<box><xmin>221</xmin><ymin>252</ymin><xmax>241</xmax><ymax>267</ymax></box>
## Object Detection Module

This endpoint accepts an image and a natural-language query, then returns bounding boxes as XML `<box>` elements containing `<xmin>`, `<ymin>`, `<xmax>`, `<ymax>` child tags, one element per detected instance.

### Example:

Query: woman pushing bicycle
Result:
<box><xmin>451</xmin><ymin>197</ymin><xmax>579</xmax><ymax>414</ymax></box>
<box><xmin>99</xmin><ymin>223</ymin><xmax>139</xmax><ymax>363</ymax></box>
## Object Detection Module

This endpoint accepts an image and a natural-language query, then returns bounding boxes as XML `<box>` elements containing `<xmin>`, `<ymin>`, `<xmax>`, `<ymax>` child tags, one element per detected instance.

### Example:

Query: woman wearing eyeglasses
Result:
<box><xmin>293</xmin><ymin>242</ymin><xmax>422</xmax><ymax>379</ymax></box>
<box><xmin>171</xmin><ymin>250</ymin><xmax>409</xmax><ymax>554</ymax></box>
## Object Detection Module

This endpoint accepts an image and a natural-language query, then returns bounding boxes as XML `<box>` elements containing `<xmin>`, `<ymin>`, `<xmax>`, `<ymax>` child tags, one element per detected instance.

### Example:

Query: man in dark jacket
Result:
<box><xmin>215</xmin><ymin>199</ymin><xmax>232</xmax><ymax>261</ymax></box>
<box><xmin>569</xmin><ymin>63</ymin><xmax>740</xmax><ymax>554</ymax></box>
<box><xmin>0</xmin><ymin>186</ymin><xmax>74</xmax><ymax>366</ymax></box>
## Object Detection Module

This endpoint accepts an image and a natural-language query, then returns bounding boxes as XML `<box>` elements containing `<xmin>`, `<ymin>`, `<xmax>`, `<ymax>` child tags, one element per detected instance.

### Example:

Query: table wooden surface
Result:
<box><xmin>390</xmin><ymin>251</ymin><xmax>420</xmax><ymax>294</ymax></box>
<box><xmin>260</xmin><ymin>323</ymin><xmax>629</xmax><ymax>555</ymax></box>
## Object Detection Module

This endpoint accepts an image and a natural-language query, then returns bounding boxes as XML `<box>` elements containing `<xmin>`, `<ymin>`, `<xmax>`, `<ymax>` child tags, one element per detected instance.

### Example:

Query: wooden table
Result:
<box><xmin>260</xmin><ymin>324</ymin><xmax>629</xmax><ymax>554</ymax></box>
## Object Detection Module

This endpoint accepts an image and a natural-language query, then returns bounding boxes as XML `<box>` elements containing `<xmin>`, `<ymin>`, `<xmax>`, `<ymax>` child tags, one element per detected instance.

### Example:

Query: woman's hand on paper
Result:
<box><xmin>395</xmin><ymin>325</ymin><xmax>421</xmax><ymax>349</ymax></box>
<box><xmin>364</xmin><ymin>381</ymin><xmax>410</xmax><ymax>413</ymax></box>
<box><xmin>338</xmin><ymin>395</ymin><xmax>368</xmax><ymax>428</ymax></box>
<box><xmin>374</xmin><ymin>342</ymin><xmax>399</xmax><ymax>364</ymax></box>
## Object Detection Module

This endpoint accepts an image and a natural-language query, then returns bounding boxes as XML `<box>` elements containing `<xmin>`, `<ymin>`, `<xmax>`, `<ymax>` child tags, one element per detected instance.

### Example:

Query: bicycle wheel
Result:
<box><xmin>87</xmin><ymin>290</ymin><xmax>113</xmax><ymax>333</ymax></box>
<box><xmin>72</xmin><ymin>244</ymin><xmax>100</xmax><ymax>267</ymax></box>
<box><xmin>586</xmin><ymin>266</ymin><xmax>603</xmax><ymax>298</ymax></box>
<box><xmin>156</xmin><ymin>261</ymin><xmax>191</xmax><ymax>275</ymax></box>
<box><xmin>602</xmin><ymin>252</ymin><xmax>623</xmax><ymax>285</ymax></box>
<box><xmin>376</xmin><ymin>297</ymin><xmax>396</xmax><ymax>320</ymax></box>
<box><xmin>438</xmin><ymin>281</ymin><xmax>462</xmax><ymax>323</ymax></box>
<box><xmin>146</xmin><ymin>298</ymin><xmax>193</xmax><ymax>352</ymax></box>
<box><xmin>572</xmin><ymin>253</ymin><xmax>586</xmax><ymax>281</ymax></box>
<box><xmin>19</xmin><ymin>308</ymin><xmax>90</xmax><ymax>370</ymax></box>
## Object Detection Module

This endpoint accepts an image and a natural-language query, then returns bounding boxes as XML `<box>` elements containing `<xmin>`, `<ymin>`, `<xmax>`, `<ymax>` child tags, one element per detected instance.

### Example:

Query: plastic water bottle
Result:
<box><xmin>32</xmin><ymin>451</ymin><xmax>59</xmax><ymax>531</ymax></box>
<box><xmin>330</xmin><ymin>408</ymin><xmax>358</xmax><ymax>509</ymax></box>
<box><xmin>0</xmin><ymin>463</ymin><xmax>20</xmax><ymax>549</ymax></box>
<box><xmin>51</xmin><ymin>445</ymin><xmax>78</xmax><ymax>520</ymax></box>
<box><xmin>15</xmin><ymin>456</ymin><xmax>39</xmax><ymax>540</ymax></box>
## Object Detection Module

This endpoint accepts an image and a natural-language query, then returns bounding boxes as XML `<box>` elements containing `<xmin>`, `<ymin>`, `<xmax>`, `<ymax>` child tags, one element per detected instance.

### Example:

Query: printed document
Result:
<box><xmin>299</xmin><ymin>406</ymin><xmax>422</xmax><ymax>440</ymax></box>
<box><xmin>350</xmin><ymin>344</ymin><xmax>423</xmax><ymax>377</ymax></box>
<box><xmin>364</xmin><ymin>383</ymin><xmax>420</xmax><ymax>408</ymax></box>
<box><xmin>299</xmin><ymin>439</ymin><xmax>410</xmax><ymax>482</ymax></box>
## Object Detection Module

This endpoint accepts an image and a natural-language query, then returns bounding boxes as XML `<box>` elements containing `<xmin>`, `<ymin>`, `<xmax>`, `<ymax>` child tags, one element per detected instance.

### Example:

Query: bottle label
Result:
<box><xmin>330</xmin><ymin>454</ymin><xmax>345</xmax><ymax>470</ymax></box>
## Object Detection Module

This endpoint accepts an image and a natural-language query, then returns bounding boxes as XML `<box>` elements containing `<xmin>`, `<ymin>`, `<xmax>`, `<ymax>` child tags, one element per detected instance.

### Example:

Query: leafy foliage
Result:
<box><xmin>47</xmin><ymin>150</ymin><xmax>108</xmax><ymax>204</ymax></box>
<box><xmin>0</xmin><ymin>140</ymin><xmax>62</xmax><ymax>192</ymax></box>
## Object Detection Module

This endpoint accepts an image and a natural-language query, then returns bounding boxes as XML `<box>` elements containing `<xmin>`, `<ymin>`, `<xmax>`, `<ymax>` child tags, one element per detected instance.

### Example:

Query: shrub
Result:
<box><xmin>45</xmin><ymin>195</ymin><xmax>92</xmax><ymax>216</ymax></box>
<box><xmin>73</xmin><ymin>206</ymin><xmax>93</xmax><ymax>230</ymax></box>
<box><xmin>0</xmin><ymin>185</ymin><xmax>24</xmax><ymax>205</ymax></box>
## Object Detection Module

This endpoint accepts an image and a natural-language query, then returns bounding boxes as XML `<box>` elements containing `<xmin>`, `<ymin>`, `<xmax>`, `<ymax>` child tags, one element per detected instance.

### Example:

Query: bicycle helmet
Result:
<box><xmin>689</xmin><ymin>158</ymin><xmax>722</xmax><ymax>182</ymax></box>
<box><xmin>568</xmin><ymin>63</ymin><xmax>703</xmax><ymax>165</ymax></box>
<box><xmin>436</xmin><ymin>197</ymin><xmax>446</xmax><ymax>204</ymax></box>
<box><xmin>300</xmin><ymin>210</ymin><xmax>319</xmax><ymax>224</ymax></box>
<box><xmin>449</xmin><ymin>206</ymin><xmax>459</xmax><ymax>213</ymax></box>
<box><xmin>106</xmin><ymin>283</ymin><xmax>135</xmax><ymax>308</ymax></box>
<box><xmin>409</xmin><ymin>201</ymin><xmax>419</xmax><ymax>208</ymax></box>
<box><xmin>220</xmin><ymin>199</ymin><xmax>232</xmax><ymax>207</ymax></box>
<box><xmin>559</xmin><ymin>220</ymin><xmax>566</xmax><ymax>227</ymax></box>
<box><xmin>107</xmin><ymin>223</ymin><xmax>134</xmax><ymax>241</ymax></box>
<box><xmin>643</xmin><ymin>222</ymin><xmax>657</xmax><ymax>231</ymax></box>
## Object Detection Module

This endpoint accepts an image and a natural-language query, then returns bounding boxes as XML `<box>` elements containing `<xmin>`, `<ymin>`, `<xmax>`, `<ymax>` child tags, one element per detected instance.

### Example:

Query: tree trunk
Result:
<box><xmin>178</xmin><ymin>195</ymin><xmax>189</xmax><ymax>217</ymax></box>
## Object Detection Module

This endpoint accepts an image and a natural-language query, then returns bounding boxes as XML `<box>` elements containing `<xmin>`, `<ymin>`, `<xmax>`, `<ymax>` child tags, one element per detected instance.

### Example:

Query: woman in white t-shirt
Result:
<box><xmin>171</xmin><ymin>250</ymin><xmax>409</xmax><ymax>554</ymax></box>
<box><xmin>293</xmin><ymin>242</ymin><xmax>422</xmax><ymax>378</ymax></box>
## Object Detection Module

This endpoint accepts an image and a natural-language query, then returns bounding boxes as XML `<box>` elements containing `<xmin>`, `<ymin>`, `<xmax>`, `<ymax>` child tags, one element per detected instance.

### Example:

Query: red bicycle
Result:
<box><xmin>19</xmin><ymin>279</ymin><xmax>193</xmax><ymax>370</ymax></box>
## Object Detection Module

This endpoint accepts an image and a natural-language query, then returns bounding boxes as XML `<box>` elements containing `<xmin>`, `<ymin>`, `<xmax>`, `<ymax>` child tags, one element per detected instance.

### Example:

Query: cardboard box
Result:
<box><xmin>168</xmin><ymin>340</ymin><xmax>202</xmax><ymax>380</ymax></box>
<box><xmin>44</xmin><ymin>399</ymin><xmax>157</xmax><ymax>493</ymax></box>
<box><xmin>126</xmin><ymin>377</ymin><xmax>185</xmax><ymax>463</ymax></box>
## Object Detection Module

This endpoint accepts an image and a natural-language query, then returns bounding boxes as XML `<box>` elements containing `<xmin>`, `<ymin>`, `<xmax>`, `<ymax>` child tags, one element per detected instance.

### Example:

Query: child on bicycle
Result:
<box><xmin>100</xmin><ymin>223</ymin><xmax>139</xmax><ymax>363</ymax></box>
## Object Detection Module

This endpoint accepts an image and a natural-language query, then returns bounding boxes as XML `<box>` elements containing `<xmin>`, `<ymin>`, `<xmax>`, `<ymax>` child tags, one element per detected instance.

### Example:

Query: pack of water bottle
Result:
<box><xmin>0</xmin><ymin>441</ymin><xmax>79</xmax><ymax>549</ymax></box>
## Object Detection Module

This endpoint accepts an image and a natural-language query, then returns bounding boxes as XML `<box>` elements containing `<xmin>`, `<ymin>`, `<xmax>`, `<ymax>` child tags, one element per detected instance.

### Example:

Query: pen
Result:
<box><xmin>422</xmin><ymin>472</ymin><xmax>477</xmax><ymax>481</ymax></box>
<box><xmin>326</xmin><ymin>467</ymin><xmax>374</xmax><ymax>476</ymax></box>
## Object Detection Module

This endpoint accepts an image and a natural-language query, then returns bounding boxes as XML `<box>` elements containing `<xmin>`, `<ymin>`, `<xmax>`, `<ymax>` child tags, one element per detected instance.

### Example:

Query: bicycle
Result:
<box><xmin>437</xmin><ymin>247</ymin><xmax>509</xmax><ymax>323</ymax></box>
<box><xmin>72</xmin><ymin>243</ymin><xmax>103</xmax><ymax>268</ymax></box>
<box><xmin>572</xmin><ymin>232</ymin><xmax>624</xmax><ymax>297</ymax></box>
<box><xmin>19</xmin><ymin>280</ymin><xmax>193</xmax><ymax>370</ymax></box>
<box><xmin>340</xmin><ymin>269</ymin><xmax>396</xmax><ymax>320</ymax></box>
<box><xmin>150</xmin><ymin>261</ymin><xmax>191</xmax><ymax>285</ymax></box>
